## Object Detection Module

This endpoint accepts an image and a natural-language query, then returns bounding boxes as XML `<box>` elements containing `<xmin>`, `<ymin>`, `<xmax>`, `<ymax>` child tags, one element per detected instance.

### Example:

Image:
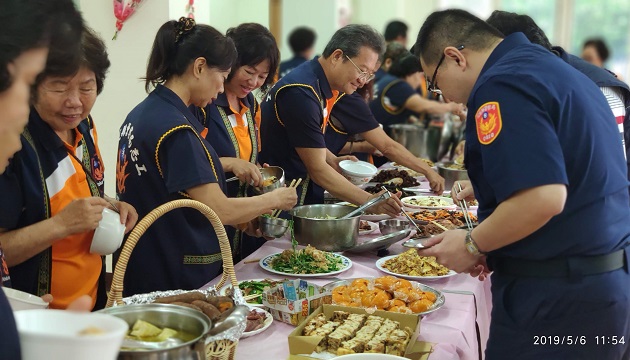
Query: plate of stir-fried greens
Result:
<box><xmin>259</xmin><ymin>245</ymin><xmax>352</xmax><ymax>277</ymax></box>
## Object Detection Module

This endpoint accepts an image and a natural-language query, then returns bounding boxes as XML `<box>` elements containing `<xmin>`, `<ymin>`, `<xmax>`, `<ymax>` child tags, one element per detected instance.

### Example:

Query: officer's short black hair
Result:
<box><xmin>583</xmin><ymin>38</ymin><xmax>610</xmax><ymax>62</ymax></box>
<box><xmin>288</xmin><ymin>27</ymin><xmax>316</xmax><ymax>54</ymax></box>
<box><xmin>384</xmin><ymin>20</ymin><xmax>408</xmax><ymax>42</ymax></box>
<box><xmin>389</xmin><ymin>53</ymin><xmax>422</xmax><ymax>78</ymax></box>
<box><xmin>322</xmin><ymin>24</ymin><xmax>385</xmax><ymax>60</ymax></box>
<box><xmin>414</xmin><ymin>9</ymin><xmax>504</xmax><ymax>66</ymax></box>
<box><xmin>486</xmin><ymin>10</ymin><xmax>552</xmax><ymax>51</ymax></box>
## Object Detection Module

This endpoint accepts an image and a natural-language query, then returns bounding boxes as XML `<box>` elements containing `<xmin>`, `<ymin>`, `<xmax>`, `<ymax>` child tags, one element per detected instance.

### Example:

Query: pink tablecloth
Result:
<box><xmin>204</xmin><ymin>235</ymin><xmax>492</xmax><ymax>360</ymax></box>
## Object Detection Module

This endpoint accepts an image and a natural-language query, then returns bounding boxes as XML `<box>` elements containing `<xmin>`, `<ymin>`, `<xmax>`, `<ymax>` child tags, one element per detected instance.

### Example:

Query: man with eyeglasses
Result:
<box><xmin>414</xmin><ymin>9</ymin><xmax>630</xmax><ymax>360</ymax></box>
<box><xmin>259</xmin><ymin>24</ymin><xmax>403</xmax><ymax>214</ymax></box>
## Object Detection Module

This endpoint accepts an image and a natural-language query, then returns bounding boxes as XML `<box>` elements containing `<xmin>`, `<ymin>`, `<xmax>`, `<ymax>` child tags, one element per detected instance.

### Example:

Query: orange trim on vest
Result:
<box><xmin>322</xmin><ymin>90</ymin><xmax>340</xmax><ymax>132</ymax></box>
<box><xmin>229</xmin><ymin>100</ymin><xmax>253</xmax><ymax>161</ymax></box>
<box><xmin>50</xmin><ymin>128</ymin><xmax>101</xmax><ymax>309</ymax></box>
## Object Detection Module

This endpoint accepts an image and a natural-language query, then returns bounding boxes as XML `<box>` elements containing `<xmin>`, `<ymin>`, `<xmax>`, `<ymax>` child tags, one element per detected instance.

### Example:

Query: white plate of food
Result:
<box><xmin>359</xmin><ymin>220</ymin><xmax>378</xmax><ymax>236</ymax></box>
<box><xmin>401</xmin><ymin>196</ymin><xmax>456</xmax><ymax>210</ymax></box>
<box><xmin>220</xmin><ymin>278</ymin><xmax>287</xmax><ymax>307</ymax></box>
<box><xmin>259</xmin><ymin>247</ymin><xmax>353</xmax><ymax>278</ymax></box>
<box><xmin>375</xmin><ymin>250</ymin><xmax>458</xmax><ymax>280</ymax></box>
<box><xmin>241</xmin><ymin>306</ymin><xmax>273</xmax><ymax>338</ymax></box>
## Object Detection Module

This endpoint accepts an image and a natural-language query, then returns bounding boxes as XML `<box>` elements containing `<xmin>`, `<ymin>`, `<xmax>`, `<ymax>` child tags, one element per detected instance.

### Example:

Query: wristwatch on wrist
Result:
<box><xmin>465</xmin><ymin>229</ymin><xmax>486</xmax><ymax>256</ymax></box>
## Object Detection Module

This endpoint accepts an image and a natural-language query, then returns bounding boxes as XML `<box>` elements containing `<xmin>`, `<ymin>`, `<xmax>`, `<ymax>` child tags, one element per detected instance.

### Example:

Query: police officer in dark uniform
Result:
<box><xmin>415</xmin><ymin>10</ymin><xmax>630</xmax><ymax>359</ymax></box>
<box><xmin>486</xmin><ymin>10</ymin><xmax>630</xmax><ymax>190</ymax></box>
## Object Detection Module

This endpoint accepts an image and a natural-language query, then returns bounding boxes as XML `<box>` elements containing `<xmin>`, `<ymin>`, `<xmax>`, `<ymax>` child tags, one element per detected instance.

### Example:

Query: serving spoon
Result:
<box><xmin>339</xmin><ymin>191</ymin><xmax>391</xmax><ymax>219</ymax></box>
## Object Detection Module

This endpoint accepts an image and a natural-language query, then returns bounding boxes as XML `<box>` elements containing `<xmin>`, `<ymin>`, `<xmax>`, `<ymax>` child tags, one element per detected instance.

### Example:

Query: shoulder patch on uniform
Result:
<box><xmin>475</xmin><ymin>101</ymin><xmax>502</xmax><ymax>145</ymax></box>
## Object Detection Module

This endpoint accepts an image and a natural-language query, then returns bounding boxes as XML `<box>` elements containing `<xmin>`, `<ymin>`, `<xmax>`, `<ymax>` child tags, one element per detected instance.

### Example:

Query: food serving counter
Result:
<box><xmin>204</xmin><ymin>236</ymin><xmax>492</xmax><ymax>360</ymax></box>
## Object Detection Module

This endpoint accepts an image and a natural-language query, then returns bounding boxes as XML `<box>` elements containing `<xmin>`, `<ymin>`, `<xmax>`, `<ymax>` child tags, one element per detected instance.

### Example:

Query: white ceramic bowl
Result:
<box><xmin>339</xmin><ymin>160</ymin><xmax>378</xmax><ymax>185</ymax></box>
<box><xmin>335</xmin><ymin>354</ymin><xmax>408</xmax><ymax>359</ymax></box>
<box><xmin>2</xmin><ymin>287</ymin><xmax>48</xmax><ymax>311</ymax></box>
<box><xmin>90</xmin><ymin>208</ymin><xmax>125</xmax><ymax>255</ymax></box>
<box><xmin>15</xmin><ymin>309</ymin><xmax>128</xmax><ymax>360</ymax></box>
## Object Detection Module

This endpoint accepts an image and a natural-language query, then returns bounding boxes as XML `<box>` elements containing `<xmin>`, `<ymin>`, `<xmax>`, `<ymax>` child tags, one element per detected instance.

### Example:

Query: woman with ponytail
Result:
<box><xmin>115</xmin><ymin>18</ymin><xmax>296</xmax><ymax>296</ymax></box>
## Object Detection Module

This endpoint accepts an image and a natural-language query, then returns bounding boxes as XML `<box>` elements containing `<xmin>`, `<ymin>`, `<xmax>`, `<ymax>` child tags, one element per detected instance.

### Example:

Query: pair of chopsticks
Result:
<box><xmin>456</xmin><ymin>182</ymin><xmax>475</xmax><ymax>231</ymax></box>
<box><xmin>270</xmin><ymin>178</ymin><xmax>303</xmax><ymax>218</ymax></box>
<box><xmin>243</xmin><ymin>293</ymin><xmax>262</xmax><ymax>301</ymax></box>
<box><xmin>381</xmin><ymin>186</ymin><xmax>426</xmax><ymax>236</ymax></box>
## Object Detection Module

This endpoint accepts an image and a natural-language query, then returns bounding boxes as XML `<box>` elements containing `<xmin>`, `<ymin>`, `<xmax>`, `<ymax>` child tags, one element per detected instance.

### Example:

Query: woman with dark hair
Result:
<box><xmin>193</xmin><ymin>23</ymin><xmax>281</xmax><ymax>260</ymax></box>
<box><xmin>116</xmin><ymin>18</ymin><xmax>296</xmax><ymax>296</ymax></box>
<box><xmin>0</xmin><ymin>0</ymin><xmax>85</xmax><ymax>355</ymax></box>
<box><xmin>0</xmin><ymin>26</ymin><xmax>138</xmax><ymax>311</ymax></box>
<box><xmin>370</xmin><ymin>53</ymin><xmax>463</xmax><ymax>134</ymax></box>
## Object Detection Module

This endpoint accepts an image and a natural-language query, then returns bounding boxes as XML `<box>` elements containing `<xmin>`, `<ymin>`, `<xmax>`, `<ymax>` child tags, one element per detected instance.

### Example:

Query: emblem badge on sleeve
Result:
<box><xmin>475</xmin><ymin>101</ymin><xmax>502</xmax><ymax>145</ymax></box>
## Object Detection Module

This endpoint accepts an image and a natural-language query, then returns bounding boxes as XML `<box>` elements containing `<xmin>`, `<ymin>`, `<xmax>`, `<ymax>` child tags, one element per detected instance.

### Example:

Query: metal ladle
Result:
<box><xmin>339</xmin><ymin>191</ymin><xmax>392</xmax><ymax>219</ymax></box>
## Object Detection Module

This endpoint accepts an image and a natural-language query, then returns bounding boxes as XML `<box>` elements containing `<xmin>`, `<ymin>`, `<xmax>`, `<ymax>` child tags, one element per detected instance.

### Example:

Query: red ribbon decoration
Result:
<box><xmin>113</xmin><ymin>0</ymin><xmax>144</xmax><ymax>40</ymax></box>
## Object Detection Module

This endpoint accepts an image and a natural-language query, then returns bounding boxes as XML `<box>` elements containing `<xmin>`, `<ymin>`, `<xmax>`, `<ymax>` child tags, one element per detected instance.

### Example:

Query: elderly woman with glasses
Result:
<box><xmin>370</xmin><ymin>52</ymin><xmax>464</xmax><ymax>136</ymax></box>
<box><xmin>0</xmin><ymin>26</ymin><xmax>138</xmax><ymax>310</ymax></box>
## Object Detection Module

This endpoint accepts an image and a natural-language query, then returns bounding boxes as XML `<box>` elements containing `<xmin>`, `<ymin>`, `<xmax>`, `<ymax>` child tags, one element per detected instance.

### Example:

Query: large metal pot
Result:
<box><xmin>289</xmin><ymin>204</ymin><xmax>361</xmax><ymax>252</ymax></box>
<box><xmin>437</xmin><ymin>161</ymin><xmax>469</xmax><ymax>191</ymax></box>
<box><xmin>388</xmin><ymin>124</ymin><xmax>429</xmax><ymax>158</ymax></box>
<box><xmin>99</xmin><ymin>303</ymin><xmax>211</xmax><ymax>360</ymax></box>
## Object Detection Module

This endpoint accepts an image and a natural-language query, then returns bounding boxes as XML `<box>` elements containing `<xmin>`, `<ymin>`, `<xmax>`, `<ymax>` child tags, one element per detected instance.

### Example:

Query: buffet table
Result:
<box><xmin>204</xmin><ymin>236</ymin><xmax>492</xmax><ymax>360</ymax></box>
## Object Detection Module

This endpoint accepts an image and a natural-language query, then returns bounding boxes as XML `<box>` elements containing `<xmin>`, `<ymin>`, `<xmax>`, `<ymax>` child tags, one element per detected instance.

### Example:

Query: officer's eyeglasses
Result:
<box><xmin>345</xmin><ymin>55</ymin><xmax>376</xmax><ymax>82</ymax></box>
<box><xmin>426</xmin><ymin>45</ymin><xmax>465</xmax><ymax>96</ymax></box>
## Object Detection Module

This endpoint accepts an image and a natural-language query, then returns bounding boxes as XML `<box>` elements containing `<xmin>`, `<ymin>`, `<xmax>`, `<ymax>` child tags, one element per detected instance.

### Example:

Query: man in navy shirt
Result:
<box><xmin>415</xmin><ymin>10</ymin><xmax>630</xmax><ymax>359</ymax></box>
<box><xmin>260</xmin><ymin>24</ymin><xmax>402</xmax><ymax>216</ymax></box>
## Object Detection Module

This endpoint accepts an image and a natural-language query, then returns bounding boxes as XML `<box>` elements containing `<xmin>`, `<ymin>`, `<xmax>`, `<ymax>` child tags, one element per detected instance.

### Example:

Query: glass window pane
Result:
<box><xmin>499</xmin><ymin>0</ymin><xmax>556</xmax><ymax>41</ymax></box>
<box><xmin>438</xmin><ymin>0</ymin><xmax>495</xmax><ymax>19</ymax></box>
<box><xmin>571</xmin><ymin>0</ymin><xmax>630</xmax><ymax>79</ymax></box>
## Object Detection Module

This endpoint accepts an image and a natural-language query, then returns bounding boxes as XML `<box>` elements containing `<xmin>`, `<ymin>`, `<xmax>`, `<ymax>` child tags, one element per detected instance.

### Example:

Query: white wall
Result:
<box><xmin>208</xmin><ymin>0</ymin><xmax>269</xmax><ymax>33</ymax></box>
<box><xmin>79</xmin><ymin>0</ymin><xmax>170</xmax><ymax>198</ymax></box>
<box><xmin>351</xmin><ymin>0</ymin><xmax>438</xmax><ymax>49</ymax></box>
<box><xmin>280</xmin><ymin>0</ymin><xmax>338</xmax><ymax>61</ymax></box>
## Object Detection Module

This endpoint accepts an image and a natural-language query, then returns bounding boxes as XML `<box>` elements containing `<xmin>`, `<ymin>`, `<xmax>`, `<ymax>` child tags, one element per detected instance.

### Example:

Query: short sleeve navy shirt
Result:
<box><xmin>370</xmin><ymin>73</ymin><xmax>418</xmax><ymax>132</ymax></box>
<box><xmin>259</xmin><ymin>59</ymin><xmax>335</xmax><ymax>205</ymax></box>
<box><xmin>116</xmin><ymin>85</ymin><xmax>226</xmax><ymax>295</ymax></box>
<box><xmin>326</xmin><ymin>92</ymin><xmax>380</xmax><ymax>155</ymax></box>
<box><xmin>465</xmin><ymin>33</ymin><xmax>630</xmax><ymax>259</ymax></box>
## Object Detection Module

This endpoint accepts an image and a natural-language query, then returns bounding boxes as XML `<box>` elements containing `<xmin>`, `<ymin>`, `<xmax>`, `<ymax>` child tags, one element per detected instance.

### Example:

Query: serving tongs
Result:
<box><xmin>456</xmin><ymin>181</ymin><xmax>475</xmax><ymax>231</ymax></box>
<box><xmin>339</xmin><ymin>190</ymin><xmax>391</xmax><ymax>219</ymax></box>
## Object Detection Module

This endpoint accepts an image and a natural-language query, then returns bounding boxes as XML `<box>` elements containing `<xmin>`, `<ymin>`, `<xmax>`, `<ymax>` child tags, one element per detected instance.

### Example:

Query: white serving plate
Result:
<box><xmin>241</xmin><ymin>306</ymin><xmax>273</xmax><ymax>338</ymax></box>
<box><xmin>259</xmin><ymin>253</ymin><xmax>352</xmax><ymax>278</ymax></box>
<box><xmin>375</xmin><ymin>255</ymin><xmax>458</xmax><ymax>281</ymax></box>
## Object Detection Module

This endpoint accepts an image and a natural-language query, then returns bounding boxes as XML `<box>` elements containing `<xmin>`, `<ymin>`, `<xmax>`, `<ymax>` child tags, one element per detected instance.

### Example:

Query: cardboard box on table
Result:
<box><xmin>287</xmin><ymin>304</ymin><xmax>432</xmax><ymax>360</ymax></box>
<box><xmin>262</xmin><ymin>279</ymin><xmax>332</xmax><ymax>326</ymax></box>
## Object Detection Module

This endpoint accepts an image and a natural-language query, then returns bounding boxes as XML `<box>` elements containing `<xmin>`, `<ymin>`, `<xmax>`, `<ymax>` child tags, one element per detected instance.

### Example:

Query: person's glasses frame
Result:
<box><xmin>427</xmin><ymin>45</ymin><xmax>465</xmax><ymax>95</ymax></box>
<box><xmin>345</xmin><ymin>54</ymin><xmax>376</xmax><ymax>82</ymax></box>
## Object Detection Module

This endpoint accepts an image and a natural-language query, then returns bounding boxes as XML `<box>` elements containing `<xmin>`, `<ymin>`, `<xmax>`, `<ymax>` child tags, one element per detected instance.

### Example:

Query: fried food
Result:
<box><xmin>382</xmin><ymin>249</ymin><xmax>451</xmax><ymax>277</ymax></box>
<box><xmin>331</xmin><ymin>276</ymin><xmax>438</xmax><ymax>314</ymax></box>
<box><xmin>262</xmin><ymin>176</ymin><xmax>277</xmax><ymax>187</ymax></box>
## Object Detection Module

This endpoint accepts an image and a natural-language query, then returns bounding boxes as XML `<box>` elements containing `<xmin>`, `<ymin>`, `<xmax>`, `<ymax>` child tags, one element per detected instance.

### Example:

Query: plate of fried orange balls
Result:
<box><xmin>323</xmin><ymin>276</ymin><xmax>445</xmax><ymax>316</ymax></box>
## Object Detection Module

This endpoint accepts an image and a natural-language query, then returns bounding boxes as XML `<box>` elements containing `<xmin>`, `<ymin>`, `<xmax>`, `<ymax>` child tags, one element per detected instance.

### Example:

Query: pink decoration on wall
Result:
<box><xmin>186</xmin><ymin>0</ymin><xmax>195</xmax><ymax>19</ymax></box>
<box><xmin>112</xmin><ymin>0</ymin><xmax>145</xmax><ymax>40</ymax></box>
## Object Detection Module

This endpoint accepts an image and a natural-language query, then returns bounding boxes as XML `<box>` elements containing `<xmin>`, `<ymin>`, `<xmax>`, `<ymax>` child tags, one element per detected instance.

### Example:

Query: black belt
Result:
<box><xmin>490</xmin><ymin>248</ymin><xmax>628</xmax><ymax>278</ymax></box>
